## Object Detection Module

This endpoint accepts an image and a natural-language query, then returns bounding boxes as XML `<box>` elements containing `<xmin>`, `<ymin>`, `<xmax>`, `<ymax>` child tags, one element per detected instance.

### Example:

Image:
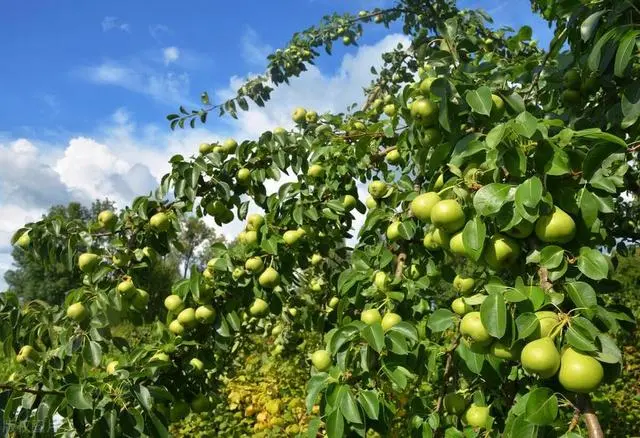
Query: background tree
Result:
<box><xmin>3</xmin><ymin>200</ymin><xmax>114</xmax><ymax>304</ymax></box>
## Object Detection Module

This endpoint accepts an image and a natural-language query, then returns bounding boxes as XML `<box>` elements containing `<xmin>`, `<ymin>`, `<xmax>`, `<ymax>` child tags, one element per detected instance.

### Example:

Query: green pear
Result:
<box><xmin>199</xmin><ymin>142</ymin><xmax>214</xmax><ymax>154</ymax></box>
<box><xmin>311</xmin><ymin>253</ymin><xmax>323</xmax><ymax>265</ymax></box>
<box><xmin>381</xmin><ymin>312</ymin><xmax>402</xmax><ymax>331</ymax></box>
<box><xmin>245</xmin><ymin>256</ymin><xmax>265</xmax><ymax>273</ymax></box>
<box><xmin>386</xmin><ymin>149</ymin><xmax>401</xmax><ymax>164</ymax></box>
<box><xmin>177</xmin><ymin>308</ymin><xmax>197</xmax><ymax>328</ymax></box>
<box><xmin>491</xmin><ymin>341</ymin><xmax>520</xmax><ymax>360</ymax></box>
<box><xmin>449</xmin><ymin>231</ymin><xmax>466</xmax><ymax>256</ymax></box>
<box><xmin>410</xmin><ymin>192</ymin><xmax>441</xmax><ymax>221</ymax></box>
<box><xmin>307</xmin><ymin>164</ymin><xmax>324</xmax><ymax>178</ymax></box>
<box><xmin>132</xmin><ymin>289</ymin><xmax>149</xmax><ymax>310</ymax></box>
<box><xmin>410</xmin><ymin>98</ymin><xmax>438</xmax><ymax>125</ymax></box>
<box><xmin>258</xmin><ymin>267</ymin><xmax>280</xmax><ymax>288</ymax></box>
<box><xmin>443</xmin><ymin>393</ymin><xmax>467</xmax><ymax>415</ymax></box>
<box><xmin>558</xmin><ymin>347</ymin><xmax>604</xmax><ymax>393</ymax></box>
<box><xmin>453</xmin><ymin>275</ymin><xmax>475</xmax><ymax>295</ymax></box>
<box><xmin>365</xmin><ymin>196</ymin><xmax>378</xmax><ymax>209</ymax></box>
<box><xmin>306</xmin><ymin>110</ymin><xmax>318</xmax><ymax>123</ymax></box>
<box><xmin>292</xmin><ymin>107</ymin><xmax>307</xmax><ymax>123</ymax></box>
<box><xmin>530</xmin><ymin>311</ymin><xmax>560</xmax><ymax>339</ymax></box>
<box><xmin>246</xmin><ymin>214</ymin><xmax>265</xmax><ymax>231</ymax></box>
<box><xmin>164</xmin><ymin>294</ymin><xmax>184</xmax><ymax>312</ymax></box>
<box><xmin>222</xmin><ymin>138</ymin><xmax>238</xmax><ymax>153</ymax></box>
<box><xmin>169</xmin><ymin>320</ymin><xmax>185</xmax><ymax>335</ymax></box>
<box><xmin>386</xmin><ymin>221</ymin><xmax>401</xmax><ymax>241</ymax></box>
<box><xmin>117</xmin><ymin>278</ymin><xmax>136</xmax><ymax>298</ymax></box>
<box><xmin>464</xmin><ymin>404</ymin><xmax>490</xmax><ymax>428</ymax></box>
<box><xmin>195</xmin><ymin>305</ymin><xmax>216</xmax><ymax>324</ymax></box>
<box><xmin>423</xmin><ymin>127</ymin><xmax>442</xmax><ymax>146</ymax></box>
<box><xmin>149</xmin><ymin>212</ymin><xmax>170</xmax><ymax>232</ymax></box>
<box><xmin>383</xmin><ymin>103</ymin><xmax>397</xmax><ymax>117</ymax></box>
<box><xmin>311</xmin><ymin>350</ymin><xmax>332</xmax><ymax>371</ymax></box>
<box><xmin>505</xmin><ymin>220</ymin><xmax>534</xmax><ymax>239</ymax></box>
<box><xmin>98</xmin><ymin>210</ymin><xmax>117</xmax><ymax>229</ymax></box>
<box><xmin>430</xmin><ymin>200</ymin><xmax>465</xmax><ymax>232</ymax></box>
<box><xmin>373</xmin><ymin>271</ymin><xmax>389</xmax><ymax>291</ymax></box>
<box><xmin>490</xmin><ymin>94</ymin><xmax>505</xmax><ymax>120</ymax></box>
<box><xmin>237</xmin><ymin>168</ymin><xmax>251</xmax><ymax>185</ymax></box>
<box><xmin>460</xmin><ymin>312</ymin><xmax>491</xmax><ymax>344</ymax></box>
<box><xmin>66</xmin><ymin>302</ymin><xmax>87</xmax><ymax>322</ymax></box>
<box><xmin>368</xmin><ymin>181</ymin><xmax>388</xmax><ymax>199</ymax></box>
<box><xmin>343</xmin><ymin>194</ymin><xmax>357</xmax><ymax>211</ymax></box>
<box><xmin>15</xmin><ymin>231</ymin><xmax>31</xmax><ymax>248</ymax></box>
<box><xmin>250</xmin><ymin>298</ymin><xmax>269</xmax><ymax>316</ymax></box>
<box><xmin>78</xmin><ymin>253</ymin><xmax>100</xmax><ymax>273</ymax></box>
<box><xmin>521</xmin><ymin>337</ymin><xmax>561</xmax><ymax>378</ymax></box>
<box><xmin>328</xmin><ymin>297</ymin><xmax>340</xmax><ymax>308</ymax></box>
<box><xmin>484</xmin><ymin>234</ymin><xmax>520</xmax><ymax>269</ymax></box>
<box><xmin>361</xmin><ymin>308</ymin><xmax>382</xmax><ymax>325</ymax></box>
<box><xmin>451</xmin><ymin>298</ymin><xmax>472</xmax><ymax>315</ymax></box>
<box><xmin>283</xmin><ymin>230</ymin><xmax>301</xmax><ymax>245</ymax></box>
<box><xmin>535</xmin><ymin>206</ymin><xmax>576</xmax><ymax>244</ymax></box>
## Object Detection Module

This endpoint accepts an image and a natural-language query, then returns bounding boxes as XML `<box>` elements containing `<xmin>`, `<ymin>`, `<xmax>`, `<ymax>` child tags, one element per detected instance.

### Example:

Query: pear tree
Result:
<box><xmin>2</xmin><ymin>0</ymin><xmax>639</xmax><ymax>436</ymax></box>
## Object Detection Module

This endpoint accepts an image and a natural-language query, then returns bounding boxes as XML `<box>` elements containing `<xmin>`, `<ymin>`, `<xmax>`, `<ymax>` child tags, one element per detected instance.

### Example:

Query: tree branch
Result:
<box><xmin>434</xmin><ymin>335</ymin><xmax>461</xmax><ymax>413</ymax></box>
<box><xmin>577</xmin><ymin>394</ymin><xmax>604</xmax><ymax>438</ymax></box>
<box><xmin>0</xmin><ymin>383</ymin><xmax>64</xmax><ymax>396</ymax></box>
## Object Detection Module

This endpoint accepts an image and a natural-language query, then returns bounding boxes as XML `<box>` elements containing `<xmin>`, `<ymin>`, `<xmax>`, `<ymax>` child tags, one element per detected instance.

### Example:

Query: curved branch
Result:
<box><xmin>577</xmin><ymin>394</ymin><xmax>604</xmax><ymax>438</ymax></box>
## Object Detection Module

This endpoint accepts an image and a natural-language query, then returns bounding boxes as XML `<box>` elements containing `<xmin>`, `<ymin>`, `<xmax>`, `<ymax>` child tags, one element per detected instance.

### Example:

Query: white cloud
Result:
<box><xmin>80</xmin><ymin>61</ymin><xmax>191</xmax><ymax>105</ymax></box>
<box><xmin>1</xmin><ymin>33</ymin><xmax>408</xmax><ymax>289</ymax></box>
<box><xmin>241</xmin><ymin>28</ymin><xmax>273</xmax><ymax>66</ymax></box>
<box><xmin>163</xmin><ymin>46</ymin><xmax>180</xmax><ymax>65</ymax></box>
<box><xmin>101</xmin><ymin>16</ymin><xmax>130</xmax><ymax>33</ymax></box>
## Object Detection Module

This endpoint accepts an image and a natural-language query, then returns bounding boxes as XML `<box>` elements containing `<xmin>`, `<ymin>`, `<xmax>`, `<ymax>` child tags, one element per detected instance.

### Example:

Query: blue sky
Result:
<box><xmin>0</xmin><ymin>0</ymin><xmax>552</xmax><ymax>288</ymax></box>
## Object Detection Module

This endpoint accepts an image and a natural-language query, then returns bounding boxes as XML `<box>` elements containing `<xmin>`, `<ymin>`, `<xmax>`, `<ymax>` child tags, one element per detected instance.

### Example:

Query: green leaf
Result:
<box><xmin>339</xmin><ymin>387</ymin><xmax>362</xmax><ymax>424</ymax></box>
<box><xmin>503</xmin><ymin>93</ymin><xmax>525</xmax><ymax>113</ymax></box>
<box><xmin>306</xmin><ymin>375</ymin><xmax>328</xmax><ymax>412</ymax></box>
<box><xmin>465</xmin><ymin>86</ymin><xmax>493</xmax><ymax>116</ymax></box>
<box><xmin>473</xmin><ymin>183</ymin><xmax>514</xmax><ymax>216</ymax></box>
<box><xmin>261</xmin><ymin>235</ymin><xmax>279</xmax><ymax>255</ymax></box>
<box><xmin>577</xmin><ymin>247</ymin><xmax>609</xmax><ymax>280</ymax></box>
<box><xmin>330</xmin><ymin>324</ymin><xmax>360</xmax><ymax>353</ymax></box>
<box><xmin>566</xmin><ymin>319</ymin><xmax>598</xmax><ymax>352</ymax></box>
<box><xmin>581</xmin><ymin>11</ymin><xmax>606</xmax><ymax>42</ymax></box>
<box><xmin>387</xmin><ymin>322</ymin><xmax>419</xmax><ymax>342</ymax></box>
<box><xmin>456</xmin><ymin>342</ymin><xmax>485</xmax><ymax>374</ymax></box>
<box><xmin>66</xmin><ymin>384</ymin><xmax>93</xmax><ymax>410</ymax></box>
<box><xmin>480</xmin><ymin>292</ymin><xmax>507</xmax><ymax>338</ymax></box>
<box><xmin>614</xmin><ymin>31</ymin><xmax>639</xmax><ymax>77</ymax></box>
<box><xmin>462</xmin><ymin>217</ymin><xmax>486</xmax><ymax>262</ymax></box>
<box><xmin>357</xmin><ymin>390</ymin><xmax>379</xmax><ymax>420</ymax></box>
<box><xmin>326</xmin><ymin>409</ymin><xmax>344</xmax><ymax>438</ymax></box>
<box><xmin>387</xmin><ymin>331</ymin><xmax>409</xmax><ymax>354</ymax></box>
<box><xmin>564</xmin><ymin>281</ymin><xmax>597</xmax><ymax>309</ymax></box>
<box><xmin>525</xmin><ymin>387</ymin><xmax>558</xmax><ymax>425</ymax></box>
<box><xmin>486</xmin><ymin>123</ymin><xmax>506</xmax><ymax>148</ymax></box>
<box><xmin>361</xmin><ymin>323</ymin><xmax>384</xmax><ymax>353</ymax></box>
<box><xmin>577</xmin><ymin>188</ymin><xmax>599</xmax><ymax>227</ymax></box>
<box><xmin>539</xmin><ymin>246</ymin><xmax>565</xmax><ymax>270</ymax></box>
<box><xmin>428</xmin><ymin>309</ymin><xmax>455</xmax><ymax>332</ymax></box>
<box><xmin>513</xmin><ymin>111</ymin><xmax>538</xmax><ymax>138</ymax></box>
<box><xmin>83</xmin><ymin>340</ymin><xmax>102</xmax><ymax>367</ymax></box>
<box><xmin>515</xmin><ymin>176</ymin><xmax>543</xmax><ymax>209</ymax></box>
<box><xmin>588</xmin><ymin>28</ymin><xmax>617</xmax><ymax>71</ymax></box>
<box><xmin>516</xmin><ymin>313</ymin><xmax>539</xmax><ymax>339</ymax></box>
<box><xmin>398</xmin><ymin>220</ymin><xmax>416</xmax><ymax>240</ymax></box>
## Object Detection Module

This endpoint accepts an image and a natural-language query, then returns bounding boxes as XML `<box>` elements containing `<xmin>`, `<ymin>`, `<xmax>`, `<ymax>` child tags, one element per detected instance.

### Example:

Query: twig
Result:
<box><xmin>0</xmin><ymin>383</ymin><xmax>64</xmax><ymax>396</ymax></box>
<box><xmin>628</xmin><ymin>140</ymin><xmax>640</xmax><ymax>152</ymax></box>
<box><xmin>434</xmin><ymin>335</ymin><xmax>461</xmax><ymax>413</ymax></box>
<box><xmin>527</xmin><ymin>28</ymin><xmax>568</xmax><ymax>98</ymax></box>
<box><xmin>538</xmin><ymin>267</ymin><xmax>553</xmax><ymax>292</ymax></box>
<box><xmin>568</xmin><ymin>405</ymin><xmax>580</xmax><ymax>432</ymax></box>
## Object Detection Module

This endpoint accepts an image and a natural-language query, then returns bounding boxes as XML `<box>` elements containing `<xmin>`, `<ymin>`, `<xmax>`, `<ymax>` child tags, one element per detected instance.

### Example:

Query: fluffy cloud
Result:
<box><xmin>0</xmin><ymin>33</ymin><xmax>408</xmax><ymax>288</ymax></box>
<box><xmin>163</xmin><ymin>47</ymin><xmax>180</xmax><ymax>65</ymax></box>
